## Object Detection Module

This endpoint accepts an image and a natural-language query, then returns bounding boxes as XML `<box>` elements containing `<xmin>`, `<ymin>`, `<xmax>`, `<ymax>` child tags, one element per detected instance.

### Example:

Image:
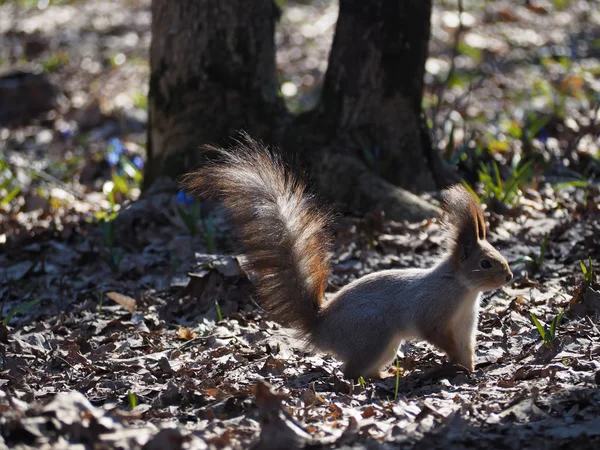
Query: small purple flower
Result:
<box><xmin>133</xmin><ymin>156</ymin><xmax>144</xmax><ymax>169</ymax></box>
<box><xmin>176</xmin><ymin>189</ymin><xmax>195</xmax><ymax>205</ymax></box>
<box><xmin>60</xmin><ymin>129</ymin><xmax>73</xmax><ymax>139</ymax></box>
<box><xmin>107</xmin><ymin>137</ymin><xmax>124</xmax><ymax>166</ymax></box>
<box><xmin>108</xmin><ymin>138</ymin><xmax>124</xmax><ymax>155</ymax></box>
<box><xmin>107</xmin><ymin>151</ymin><xmax>120</xmax><ymax>166</ymax></box>
<box><xmin>374</xmin><ymin>147</ymin><xmax>381</xmax><ymax>160</ymax></box>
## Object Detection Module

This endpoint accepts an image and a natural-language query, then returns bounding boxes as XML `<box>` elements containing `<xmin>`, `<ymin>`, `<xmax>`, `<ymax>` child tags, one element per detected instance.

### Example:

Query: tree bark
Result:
<box><xmin>146</xmin><ymin>0</ymin><xmax>452</xmax><ymax>220</ymax></box>
<box><xmin>285</xmin><ymin>0</ymin><xmax>445</xmax><ymax>219</ymax></box>
<box><xmin>145</xmin><ymin>0</ymin><xmax>287</xmax><ymax>189</ymax></box>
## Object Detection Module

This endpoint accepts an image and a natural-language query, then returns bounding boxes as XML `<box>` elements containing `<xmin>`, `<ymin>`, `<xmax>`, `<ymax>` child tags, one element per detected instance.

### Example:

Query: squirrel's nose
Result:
<box><xmin>505</xmin><ymin>271</ymin><xmax>513</xmax><ymax>282</ymax></box>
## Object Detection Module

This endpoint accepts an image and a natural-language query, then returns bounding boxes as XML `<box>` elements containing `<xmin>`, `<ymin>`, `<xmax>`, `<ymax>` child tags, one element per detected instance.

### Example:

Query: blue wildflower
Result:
<box><xmin>133</xmin><ymin>156</ymin><xmax>144</xmax><ymax>169</ymax></box>
<box><xmin>108</xmin><ymin>138</ymin><xmax>124</xmax><ymax>155</ymax></box>
<box><xmin>537</xmin><ymin>126</ymin><xmax>549</xmax><ymax>144</ymax></box>
<box><xmin>60</xmin><ymin>129</ymin><xmax>73</xmax><ymax>139</ymax></box>
<box><xmin>176</xmin><ymin>189</ymin><xmax>195</xmax><ymax>205</ymax></box>
<box><xmin>107</xmin><ymin>137</ymin><xmax>124</xmax><ymax>166</ymax></box>
<box><xmin>107</xmin><ymin>151</ymin><xmax>120</xmax><ymax>166</ymax></box>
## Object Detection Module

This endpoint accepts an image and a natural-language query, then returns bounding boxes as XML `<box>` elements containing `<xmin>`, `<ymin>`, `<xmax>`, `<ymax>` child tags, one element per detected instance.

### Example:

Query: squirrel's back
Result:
<box><xmin>181</xmin><ymin>135</ymin><xmax>332</xmax><ymax>337</ymax></box>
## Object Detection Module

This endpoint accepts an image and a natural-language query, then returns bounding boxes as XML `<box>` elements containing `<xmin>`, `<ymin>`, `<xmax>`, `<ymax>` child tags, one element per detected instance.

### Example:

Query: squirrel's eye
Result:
<box><xmin>480</xmin><ymin>259</ymin><xmax>492</xmax><ymax>269</ymax></box>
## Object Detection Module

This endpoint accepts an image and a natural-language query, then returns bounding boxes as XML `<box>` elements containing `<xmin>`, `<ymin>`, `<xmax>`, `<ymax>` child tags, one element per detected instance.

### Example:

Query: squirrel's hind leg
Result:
<box><xmin>341</xmin><ymin>340</ymin><xmax>400</xmax><ymax>380</ymax></box>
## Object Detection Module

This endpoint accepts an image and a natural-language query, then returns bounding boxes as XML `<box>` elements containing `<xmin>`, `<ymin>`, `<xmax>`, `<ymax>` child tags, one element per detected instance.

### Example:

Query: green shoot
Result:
<box><xmin>554</xmin><ymin>180</ymin><xmax>590</xmax><ymax>191</ymax></box>
<box><xmin>127</xmin><ymin>392</ymin><xmax>138</xmax><ymax>409</ymax></box>
<box><xmin>357</xmin><ymin>377</ymin><xmax>366</xmax><ymax>388</ymax></box>
<box><xmin>530</xmin><ymin>311</ymin><xmax>564</xmax><ymax>348</ymax></box>
<box><xmin>215</xmin><ymin>300</ymin><xmax>223</xmax><ymax>322</ymax></box>
<box><xmin>0</xmin><ymin>157</ymin><xmax>22</xmax><ymax>206</ymax></box>
<box><xmin>530</xmin><ymin>313</ymin><xmax>546</xmax><ymax>343</ymax></box>
<box><xmin>548</xmin><ymin>312</ymin><xmax>564</xmax><ymax>343</ymax></box>
<box><xmin>2</xmin><ymin>299</ymin><xmax>41</xmax><ymax>326</ymax></box>
<box><xmin>477</xmin><ymin>160</ymin><xmax>534</xmax><ymax>208</ymax></box>
<box><xmin>176</xmin><ymin>201</ymin><xmax>201</xmax><ymax>237</ymax></box>
<box><xmin>579</xmin><ymin>257</ymin><xmax>594</xmax><ymax>283</ymax></box>
<box><xmin>100</xmin><ymin>218</ymin><xmax>124</xmax><ymax>273</ymax></box>
<box><xmin>98</xmin><ymin>292</ymin><xmax>104</xmax><ymax>315</ymax></box>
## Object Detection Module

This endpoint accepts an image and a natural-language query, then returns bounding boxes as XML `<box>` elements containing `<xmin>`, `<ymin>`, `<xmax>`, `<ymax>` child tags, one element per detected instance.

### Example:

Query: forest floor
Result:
<box><xmin>1</xmin><ymin>0</ymin><xmax>600</xmax><ymax>449</ymax></box>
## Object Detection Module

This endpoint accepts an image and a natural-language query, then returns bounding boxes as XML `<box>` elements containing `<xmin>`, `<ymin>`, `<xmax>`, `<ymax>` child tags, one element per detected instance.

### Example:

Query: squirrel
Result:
<box><xmin>182</xmin><ymin>136</ymin><xmax>513</xmax><ymax>379</ymax></box>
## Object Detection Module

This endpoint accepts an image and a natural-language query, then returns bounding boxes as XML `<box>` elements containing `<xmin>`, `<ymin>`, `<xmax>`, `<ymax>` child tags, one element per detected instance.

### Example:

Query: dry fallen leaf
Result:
<box><xmin>177</xmin><ymin>326</ymin><xmax>197</xmax><ymax>340</ymax></box>
<box><xmin>106</xmin><ymin>292</ymin><xmax>136</xmax><ymax>313</ymax></box>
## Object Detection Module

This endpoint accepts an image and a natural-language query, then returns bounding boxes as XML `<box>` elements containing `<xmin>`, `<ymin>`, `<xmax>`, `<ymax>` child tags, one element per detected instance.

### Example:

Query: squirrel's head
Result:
<box><xmin>442</xmin><ymin>185</ymin><xmax>513</xmax><ymax>292</ymax></box>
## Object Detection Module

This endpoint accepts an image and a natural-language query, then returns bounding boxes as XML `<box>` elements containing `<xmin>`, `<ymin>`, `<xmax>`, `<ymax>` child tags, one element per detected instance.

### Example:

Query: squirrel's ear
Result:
<box><xmin>442</xmin><ymin>183</ymin><xmax>486</xmax><ymax>263</ymax></box>
<box><xmin>457</xmin><ymin>231</ymin><xmax>475</xmax><ymax>262</ymax></box>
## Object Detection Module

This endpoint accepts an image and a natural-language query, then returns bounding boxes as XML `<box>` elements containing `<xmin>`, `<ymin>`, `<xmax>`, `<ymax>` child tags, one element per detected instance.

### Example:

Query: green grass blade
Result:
<box><xmin>530</xmin><ymin>313</ymin><xmax>546</xmax><ymax>342</ymax></box>
<box><xmin>128</xmin><ymin>392</ymin><xmax>138</xmax><ymax>409</ymax></box>
<box><xmin>2</xmin><ymin>299</ymin><xmax>41</xmax><ymax>326</ymax></box>
<box><xmin>549</xmin><ymin>312</ymin><xmax>563</xmax><ymax>341</ymax></box>
<box><xmin>215</xmin><ymin>300</ymin><xmax>223</xmax><ymax>322</ymax></box>
<box><xmin>579</xmin><ymin>260</ymin><xmax>589</xmax><ymax>280</ymax></box>
<box><xmin>1</xmin><ymin>186</ymin><xmax>21</xmax><ymax>205</ymax></box>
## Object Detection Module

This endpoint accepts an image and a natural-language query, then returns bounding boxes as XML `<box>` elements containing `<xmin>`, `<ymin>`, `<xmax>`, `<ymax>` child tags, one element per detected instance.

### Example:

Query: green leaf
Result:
<box><xmin>2</xmin><ymin>298</ymin><xmax>41</xmax><ymax>326</ymax></box>
<box><xmin>555</xmin><ymin>180</ymin><xmax>590</xmax><ymax>190</ymax></box>
<box><xmin>549</xmin><ymin>312</ymin><xmax>564</xmax><ymax>341</ymax></box>
<box><xmin>530</xmin><ymin>313</ymin><xmax>546</xmax><ymax>342</ymax></box>
<box><xmin>120</xmin><ymin>156</ymin><xmax>143</xmax><ymax>184</ymax></box>
<box><xmin>176</xmin><ymin>205</ymin><xmax>200</xmax><ymax>236</ymax></box>
<box><xmin>1</xmin><ymin>186</ymin><xmax>21</xmax><ymax>205</ymax></box>
<box><xmin>527</xmin><ymin>115</ymin><xmax>548</xmax><ymax>139</ymax></box>
<box><xmin>128</xmin><ymin>392</ymin><xmax>138</xmax><ymax>409</ymax></box>
<box><xmin>579</xmin><ymin>260</ymin><xmax>589</xmax><ymax>280</ymax></box>
<box><xmin>215</xmin><ymin>300</ymin><xmax>223</xmax><ymax>322</ymax></box>
<box><xmin>112</xmin><ymin>172</ymin><xmax>129</xmax><ymax>195</ymax></box>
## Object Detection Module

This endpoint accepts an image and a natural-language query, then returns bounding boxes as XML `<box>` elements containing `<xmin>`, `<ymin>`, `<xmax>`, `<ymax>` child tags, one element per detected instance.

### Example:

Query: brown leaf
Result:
<box><xmin>177</xmin><ymin>326</ymin><xmax>197</xmax><ymax>340</ymax></box>
<box><xmin>362</xmin><ymin>406</ymin><xmax>376</xmax><ymax>419</ymax></box>
<box><xmin>106</xmin><ymin>292</ymin><xmax>136</xmax><ymax>312</ymax></box>
<box><xmin>568</xmin><ymin>282</ymin><xmax>600</xmax><ymax>317</ymax></box>
<box><xmin>260</xmin><ymin>355</ymin><xmax>286</xmax><ymax>376</ymax></box>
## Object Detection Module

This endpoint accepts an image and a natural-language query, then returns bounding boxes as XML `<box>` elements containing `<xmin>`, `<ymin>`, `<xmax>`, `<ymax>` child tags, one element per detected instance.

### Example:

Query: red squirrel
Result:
<box><xmin>182</xmin><ymin>136</ymin><xmax>513</xmax><ymax>379</ymax></box>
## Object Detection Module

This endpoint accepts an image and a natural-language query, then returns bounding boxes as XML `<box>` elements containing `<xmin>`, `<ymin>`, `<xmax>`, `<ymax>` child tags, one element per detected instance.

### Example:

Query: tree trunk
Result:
<box><xmin>146</xmin><ymin>0</ymin><xmax>453</xmax><ymax>220</ymax></box>
<box><xmin>144</xmin><ymin>0</ymin><xmax>287</xmax><ymax>189</ymax></box>
<box><xmin>285</xmin><ymin>0</ymin><xmax>446</xmax><ymax>219</ymax></box>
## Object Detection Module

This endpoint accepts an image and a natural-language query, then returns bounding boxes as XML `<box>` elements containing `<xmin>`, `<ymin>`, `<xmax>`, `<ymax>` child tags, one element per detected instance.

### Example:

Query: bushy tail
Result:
<box><xmin>181</xmin><ymin>134</ymin><xmax>331</xmax><ymax>337</ymax></box>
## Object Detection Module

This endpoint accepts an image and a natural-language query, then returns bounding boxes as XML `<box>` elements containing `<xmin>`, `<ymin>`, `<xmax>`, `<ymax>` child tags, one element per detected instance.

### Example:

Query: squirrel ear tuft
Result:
<box><xmin>457</xmin><ymin>234</ymin><xmax>471</xmax><ymax>262</ymax></box>
<box><xmin>441</xmin><ymin>184</ymin><xmax>485</xmax><ymax>260</ymax></box>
